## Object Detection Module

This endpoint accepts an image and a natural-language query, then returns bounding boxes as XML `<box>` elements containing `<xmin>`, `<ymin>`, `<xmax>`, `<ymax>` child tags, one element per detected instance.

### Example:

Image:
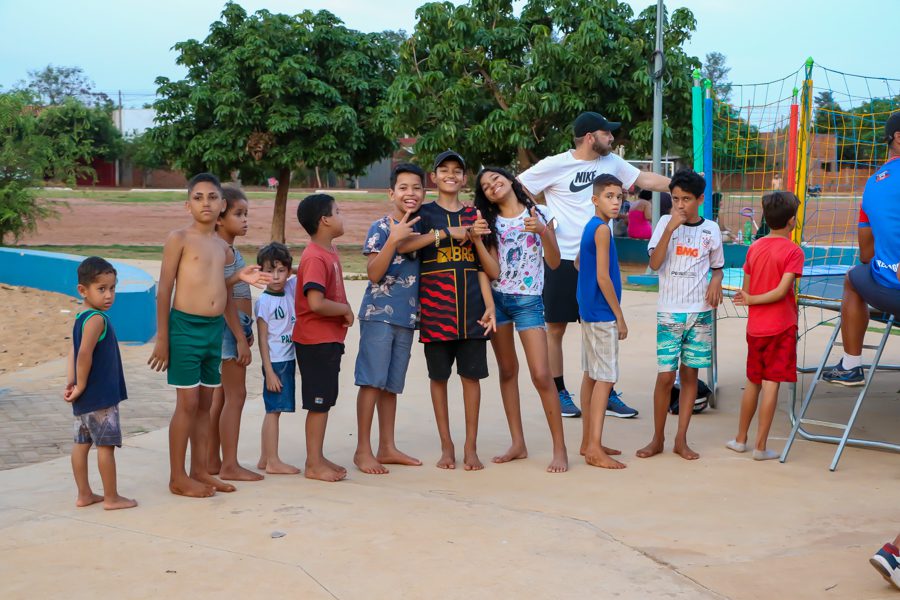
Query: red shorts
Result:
<box><xmin>746</xmin><ymin>326</ymin><xmax>797</xmax><ymax>384</ymax></box>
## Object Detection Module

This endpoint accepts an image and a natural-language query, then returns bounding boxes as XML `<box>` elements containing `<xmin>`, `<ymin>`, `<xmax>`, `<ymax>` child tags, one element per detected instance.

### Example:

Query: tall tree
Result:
<box><xmin>150</xmin><ymin>2</ymin><xmax>398</xmax><ymax>242</ymax></box>
<box><xmin>16</xmin><ymin>65</ymin><xmax>111</xmax><ymax>108</ymax></box>
<box><xmin>702</xmin><ymin>51</ymin><xmax>732</xmax><ymax>102</ymax></box>
<box><xmin>0</xmin><ymin>92</ymin><xmax>99</xmax><ymax>243</ymax></box>
<box><xmin>381</xmin><ymin>0</ymin><xmax>700</xmax><ymax>171</ymax></box>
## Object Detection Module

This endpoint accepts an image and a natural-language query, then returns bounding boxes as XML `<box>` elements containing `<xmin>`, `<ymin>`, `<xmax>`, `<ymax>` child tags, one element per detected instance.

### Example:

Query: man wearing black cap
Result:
<box><xmin>824</xmin><ymin>112</ymin><xmax>900</xmax><ymax>386</ymax></box>
<box><xmin>518</xmin><ymin>111</ymin><xmax>671</xmax><ymax>419</ymax></box>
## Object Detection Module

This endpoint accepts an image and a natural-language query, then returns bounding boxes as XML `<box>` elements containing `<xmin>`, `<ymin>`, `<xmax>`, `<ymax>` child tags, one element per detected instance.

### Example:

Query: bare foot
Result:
<box><xmin>104</xmin><ymin>495</ymin><xmax>138</xmax><ymax>510</ymax></box>
<box><xmin>463</xmin><ymin>449</ymin><xmax>484</xmax><ymax>471</ymax></box>
<box><xmin>437</xmin><ymin>446</ymin><xmax>456</xmax><ymax>470</ymax></box>
<box><xmin>673</xmin><ymin>441</ymin><xmax>700</xmax><ymax>460</ymax></box>
<box><xmin>492</xmin><ymin>443</ymin><xmax>528</xmax><ymax>464</ymax></box>
<box><xmin>580</xmin><ymin>445</ymin><xmax>621</xmax><ymax>456</ymax></box>
<box><xmin>377</xmin><ymin>447</ymin><xmax>423</xmax><ymax>466</ymax></box>
<box><xmin>257</xmin><ymin>458</ymin><xmax>267</xmax><ymax>470</ymax></box>
<box><xmin>191</xmin><ymin>472</ymin><xmax>236</xmax><ymax>493</ymax></box>
<box><xmin>547</xmin><ymin>448</ymin><xmax>569</xmax><ymax>473</ymax></box>
<box><xmin>208</xmin><ymin>455</ymin><xmax>222</xmax><ymax>475</ymax></box>
<box><xmin>305</xmin><ymin>462</ymin><xmax>346</xmax><ymax>482</ymax></box>
<box><xmin>354</xmin><ymin>451</ymin><xmax>389</xmax><ymax>475</ymax></box>
<box><xmin>264</xmin><ymin>460</ymin><xmax>301</xmax><ymax>475</ymax></box>
<box><xmin>636</xmin><ymin>440</ymin><xmax>665</xmax><ymax>459</ymax></box>
<box><xmin>219</xmin><ymin>464</ymin><xmax>264</xmax><ymax>481</ymax></box>
<box><xmin>585</xmin><ymin>448</ymin><xmax>626</xmax><ymax>469</ymax></box>
<box><xmin>323</xmin><ymin>458</ymin><xmax>347</xmax><ymax>474</ymax></box>
<box><xmin>76</xmin><ymin>492</ymin><xmax>104</xmax><ymax>507</ymax></box>
<box><xmin>169</xmin><ymin>477</ymin><xmax>215</xmax><ymax>498</ymax></box>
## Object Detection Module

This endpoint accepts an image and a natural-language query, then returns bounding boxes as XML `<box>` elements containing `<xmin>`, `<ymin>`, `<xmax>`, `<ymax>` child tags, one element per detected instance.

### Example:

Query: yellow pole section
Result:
<box><xmin>792</xmin><ymin>58</ymin><xmax>814</xmax><ymax>245</ymax></box>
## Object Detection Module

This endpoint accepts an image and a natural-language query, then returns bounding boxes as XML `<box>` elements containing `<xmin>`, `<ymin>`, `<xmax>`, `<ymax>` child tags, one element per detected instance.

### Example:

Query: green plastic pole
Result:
<box><xmin>692</xmin><ymin>68</ymin><xmax>703</xmax><ymax>173</ymax></box>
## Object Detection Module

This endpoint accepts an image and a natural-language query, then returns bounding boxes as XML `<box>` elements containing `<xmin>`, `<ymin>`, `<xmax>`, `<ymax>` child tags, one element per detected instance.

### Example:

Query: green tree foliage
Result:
<box><xmin>813</xmin><ymin>90</ymin><xmax>842</xmax><ymax>133</ymax></box>
<box><xmin>16</xmin><ymin>65</ymin><xmax>112</xmax><ymax>108</ymax></box>
<box><xmin>37</xmin><ymin>99</ymin><xmax>124</xmax><ymax>163</ymax></box>
<box><xmin>149</xmin><ymin>2</ymin><xmax>398</xmax><ymax>242</ymax></box>
<box><xmin>381</xmin><ymin>0</ymin><xmax>700</xmax><ymax>171</ymax></box>
<box><xmin>702</xmin><ymin>51</ymin><xmax>732</xmax><ymax>102</ymax></box>
<box><xmin>123</xmin><ymin>132</ymin><xmax>168</xmax><ymax>187</ymax></box>
<box><xmin>0</xmin><ymin>92</ymin><xmax>98</xmax><ymax>244</ymax></box>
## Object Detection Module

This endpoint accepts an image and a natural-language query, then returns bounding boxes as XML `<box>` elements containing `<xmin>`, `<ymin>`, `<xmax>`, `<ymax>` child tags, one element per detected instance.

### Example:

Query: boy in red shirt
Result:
<box><xmin>727</xmin><ymin>191</ymin><xmax>804</xmax><ymax>460</ymax></box>
<box><xmin>293</xmin><ymin>194</ymin><xmax>354</xmax><ymax>482</ymax></box>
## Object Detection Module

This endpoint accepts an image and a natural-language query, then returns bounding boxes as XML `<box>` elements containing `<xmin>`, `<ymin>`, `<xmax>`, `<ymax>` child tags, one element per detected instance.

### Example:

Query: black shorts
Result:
<box><xmin>848</xmin><ymin>264</ymin><xmax>900</xmax><ymax>317</ymax></box>
<box><xmin>295</xmin><ymin>342</ymin><xmax>344</xmax><ymax>412</ymax></box>
<box><xmin>543</xmin><ymin>259</ymin><xmax>580</xmax><ymax>323</ymax></box>
<box><xmin>424</xmin><ymin>339</ymin><xmax>488</xmax><ymax>381</ymax></box>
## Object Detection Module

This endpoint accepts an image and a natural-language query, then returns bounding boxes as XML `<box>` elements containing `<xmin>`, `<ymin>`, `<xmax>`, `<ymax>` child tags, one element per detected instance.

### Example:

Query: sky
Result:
<box><xmin>0</xmin><ymin>0</ymin><xmax>895</xmax><ymax>107</ymax></box>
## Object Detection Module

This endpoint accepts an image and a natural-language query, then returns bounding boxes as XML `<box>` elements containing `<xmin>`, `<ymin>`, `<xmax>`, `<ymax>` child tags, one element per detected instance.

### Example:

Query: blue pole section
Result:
<box><xmin>703</xmin><ymin>79</ymin><xmax>714</xmax><ymax>220</ymax></box>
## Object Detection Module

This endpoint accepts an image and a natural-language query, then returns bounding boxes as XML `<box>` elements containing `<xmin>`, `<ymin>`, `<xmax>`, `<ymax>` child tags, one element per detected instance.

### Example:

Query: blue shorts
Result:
<box><xmin>222</xmin><ymin>311</ymin><xmax>253</xmax><ymax>361</ymax></box>
<box><xmin>354</xmin><ymin>320</ymin><xmax>414</xmax><ymax>394</ymax></box>
<box><xmin>492</xmin><ymin>291</ymin><xmax>546</xmax><ymax>331</ymax></box>
<box><xmin>656</xmin><ymin>311</ymin><xmax>713</xmax><ymax>372</ymax></box>
<box><xmin>262</xmin><ymin>360</ymin><xmax>296</xmax><ymax>413</ymax></box>
<box><xmin>848</xmin><ymin>263</ymin><xmax>900</xmax><ymax>317</ymax></box>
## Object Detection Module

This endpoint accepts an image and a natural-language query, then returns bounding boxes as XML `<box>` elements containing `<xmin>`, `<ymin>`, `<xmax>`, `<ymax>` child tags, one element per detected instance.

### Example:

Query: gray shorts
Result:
<box><xmin>355</xmin><ymin>320</ymin><xmax>414</xmax><ymax>393</ymax></box>
<box><xmin>581</xmin><ymin>321</ymin><xmax>619</xmax><ymax>383</ymax></box>
<box><xmin>848</xmin><ymin>264</ymin><xmax>900</xmax><ymax>317</ymax></box>
<box><xmin>74</xmin><ymin>405</ymin><xmax>122</xmax><ymax>447</ymax></box>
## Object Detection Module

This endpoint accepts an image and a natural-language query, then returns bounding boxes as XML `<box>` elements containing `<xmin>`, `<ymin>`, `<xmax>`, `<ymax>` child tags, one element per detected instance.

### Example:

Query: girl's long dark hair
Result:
<box><xmin>473</xmin><ymin>167</ymin><xmax>537</xmax><ymax>250</ymax></box>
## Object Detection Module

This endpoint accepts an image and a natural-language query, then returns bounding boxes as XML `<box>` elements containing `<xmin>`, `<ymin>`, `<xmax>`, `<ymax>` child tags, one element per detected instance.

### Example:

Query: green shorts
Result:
<box><xmin>656</xmin><ymin>311</ymin><xmax>713</xmax><ymax>372</ymax></box>
<box><xmin>167</xmin><ymin>309</ymin><xmax>225</xmax><ymax>388</ymax></box>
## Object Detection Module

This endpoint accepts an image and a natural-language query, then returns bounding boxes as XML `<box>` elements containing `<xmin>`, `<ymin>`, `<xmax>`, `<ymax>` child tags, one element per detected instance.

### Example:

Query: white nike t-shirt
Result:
<box><xmin>648</xmin><ymin>216</ymin><xmax>725</xmax><ymax>313</ymax></box>
<box><xmin>518</xmin><ymin>150</ymin><xmax>639</xmax><ymax>260</ymax></box>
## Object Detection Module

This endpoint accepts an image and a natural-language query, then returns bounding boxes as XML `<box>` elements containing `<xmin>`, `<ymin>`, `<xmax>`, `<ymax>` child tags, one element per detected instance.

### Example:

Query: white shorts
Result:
<box><xmin>581</xmin><ymin>321</ymin><xmax>619</xmax><ymax>383</ymax></box>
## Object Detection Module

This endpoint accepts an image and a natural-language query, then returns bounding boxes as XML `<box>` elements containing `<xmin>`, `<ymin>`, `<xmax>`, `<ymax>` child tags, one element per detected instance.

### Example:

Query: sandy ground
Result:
<box><xmin>0</xmin><ymin>285</ymin><xmax>79</xmax><ymax>375</ymax></box>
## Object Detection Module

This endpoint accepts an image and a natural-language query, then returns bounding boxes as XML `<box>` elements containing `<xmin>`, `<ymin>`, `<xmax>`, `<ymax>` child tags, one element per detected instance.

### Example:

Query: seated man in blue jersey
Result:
<box><xmin>824</xmin><ymin>112</ymin><xmax>900</xmax><ymax>386</ymax></box>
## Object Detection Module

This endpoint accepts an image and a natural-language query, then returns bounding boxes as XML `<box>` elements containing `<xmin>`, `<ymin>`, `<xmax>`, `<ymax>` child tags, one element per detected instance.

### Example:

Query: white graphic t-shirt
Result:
<box><xmin>518</xmin><ymin>150</ymin><xmax>639</xmax><ymax>260</ymax></box>
<box><xmin>492</xmin><ymin>205</ymin><xmax>553</xmax><ymax>296</ymax></box>
<box><xmin>648</xmin><ymin>216</ymin><xmax>725</xmax><ymax>313</ymax></box>
<box><xmin>254</xmin><ymin>277</ymin><xmax>297</xmax><ymax>363</ymax></box>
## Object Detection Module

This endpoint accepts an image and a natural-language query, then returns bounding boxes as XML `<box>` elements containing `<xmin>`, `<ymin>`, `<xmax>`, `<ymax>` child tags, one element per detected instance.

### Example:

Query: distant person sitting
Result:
<box><xmin>638</xmin><ymin>188</ymin><xmax>672</xmax><ymax>217</ymax></box>
<box><xmin>627</xmin><ymin>193</ymin><xmax>652</xmax><ymax>239</ymax></box>
<box><xmin>823</xmin><ymin>112</ymin><xmax>900</xmax><ymax>385</ymax></box>
<box><xmin>772</xmin><ymin>173</ymin><xmax>783</xmax><ymax>190</ymax></box>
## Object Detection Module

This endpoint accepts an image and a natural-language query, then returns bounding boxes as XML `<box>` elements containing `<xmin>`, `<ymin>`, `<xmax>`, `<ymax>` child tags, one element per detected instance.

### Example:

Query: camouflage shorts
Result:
<box><xmin>656</xmin><ymin>311</ymin><xmax>713</xmax><ymax>372</ymax></box>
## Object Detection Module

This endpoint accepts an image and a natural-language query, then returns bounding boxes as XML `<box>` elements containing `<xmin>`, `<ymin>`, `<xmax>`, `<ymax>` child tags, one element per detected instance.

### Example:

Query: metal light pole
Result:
<box><xmin>651</xmin><ymin>0</ymin><xmax>664</xmax><ymax>227</ymax></box>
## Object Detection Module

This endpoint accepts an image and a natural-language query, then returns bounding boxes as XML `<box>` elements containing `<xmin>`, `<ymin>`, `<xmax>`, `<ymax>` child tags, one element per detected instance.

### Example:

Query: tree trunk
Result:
<box><xmin>517</xmin><ymin>147</ymin><xmax>535</xmax><ymax>170</ymax></box>
<box><xmin>314</xmin><ymin>166</ymin><xmax>322</xmax><ymax>189</ymax></box>
<box><xmin>271</xmin><ymin>166</ymin><xmax>292</xmax><ymax>244</ymax></box>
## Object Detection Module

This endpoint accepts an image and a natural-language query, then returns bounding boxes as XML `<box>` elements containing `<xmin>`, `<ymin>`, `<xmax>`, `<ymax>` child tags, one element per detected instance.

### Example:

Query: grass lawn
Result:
<box><xmin>36</xmin><ymin>188</ymin><xmax>472</xmax><ymax>204</ymax></box>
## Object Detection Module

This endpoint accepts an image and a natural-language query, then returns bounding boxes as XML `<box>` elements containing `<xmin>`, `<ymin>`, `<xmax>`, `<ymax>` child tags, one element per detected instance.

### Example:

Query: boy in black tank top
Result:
<box><xmin>65</xmin><ymin>257</ymin><xmax>136</xmax><ymax>510</ymax></box>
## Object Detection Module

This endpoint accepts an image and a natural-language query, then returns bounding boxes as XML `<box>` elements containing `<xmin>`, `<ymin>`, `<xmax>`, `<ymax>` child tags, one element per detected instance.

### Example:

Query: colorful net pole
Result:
<box><xmin>703</xmin><ymin>79</ymin><xmax>714</xmax><ymax>219</ymax></box>
<box><xmin>785</xmin><ymin>87</ymin><xmax>800</xmax><ymax>193</ymax></box>
<box><xmin>692</xmin><ymin>69</ymin><xmax>704</xmax><ymax>173</ymax></box>
<box><xmin>792</xmin><ymin>58</ymin><xmax>814</xmax><ymax>245</ymax></box>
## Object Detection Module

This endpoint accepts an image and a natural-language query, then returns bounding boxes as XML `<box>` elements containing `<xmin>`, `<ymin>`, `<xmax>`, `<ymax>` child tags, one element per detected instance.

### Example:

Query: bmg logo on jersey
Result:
<box><xmin>675</xmin><ymin>245</ymin><xmax>699</xmax><ymax>257</ymax></box>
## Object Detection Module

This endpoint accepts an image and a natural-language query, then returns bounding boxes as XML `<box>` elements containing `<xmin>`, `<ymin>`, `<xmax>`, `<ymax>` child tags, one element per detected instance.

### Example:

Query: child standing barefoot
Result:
<box><xmin>208</xmin><ymin>185</ymin><xmax>263</xmax><ymax>482</ymax></box>
<box><xmin>473</xmin><ymin>167</ymin><xmax>569</xmax><ymax>473</ymax></box>
<box><xmin>65</xmin><ymin>257</ymin><xmax>137</xmax><ymax>510</ymax></box>
<box><xmin>255</xmin><ymin>242</ymin><xmax>301</xmax><ymax>474</ymax></box>
<box><xmin>148</xmin><ymin>173</ymin><xmax>269</xmax><ymax>497</ymax></box>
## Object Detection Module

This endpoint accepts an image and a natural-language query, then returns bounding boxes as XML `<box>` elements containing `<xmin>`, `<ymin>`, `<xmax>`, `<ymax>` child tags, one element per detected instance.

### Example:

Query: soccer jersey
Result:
<box><xmin>518</xmin><ymin>150</ymin><xmax>639</xmax><ymax>260</ymax></box>
<box><xmin>492</xmin><ymin>205</ymin><xmax>552</xmax><ymax>296</ymax></box>
<box><xmin>359</xmin><ymin>216</ymin><xmax>419</xmax><ymax>329</ymax></box>
<box><xmin>293</xmin><ymin>243</ymin><xmax>348</xmax><ymax>345</ymax></box>
<box><xmin>743</xmin><ymin>237</ymin><xmax>805</xmax><ymax>337</ymax></box>
<box><xmin>858</xmin><ymin>156</ymin><xmax>900</xmax><ymax>290</ymax></box>
<box><xmin>577</xmin><ymin>216</ymin><xmax>622</xmax><ymax>322</ymax></box>
<box><xmin>415</xmin><ymin>202</ymin><xmax>486</xmax><ymax>342</ymax></box>
<box><xmin>256</xmin><ymin>277</ymin><xmax>297</xmax><ymax>362</ymax></box>
<box><xmin>648</xmin><ymin>216</ymin><xmax>725</xmax><ymax>313</ymax></box>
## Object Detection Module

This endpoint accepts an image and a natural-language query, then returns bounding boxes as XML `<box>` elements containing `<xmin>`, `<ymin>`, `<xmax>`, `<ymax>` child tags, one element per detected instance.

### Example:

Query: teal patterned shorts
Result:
<box><xmin>656</xmin><ymin>311</ymin><xmax>713</xmax><ymax>372</ymax></box>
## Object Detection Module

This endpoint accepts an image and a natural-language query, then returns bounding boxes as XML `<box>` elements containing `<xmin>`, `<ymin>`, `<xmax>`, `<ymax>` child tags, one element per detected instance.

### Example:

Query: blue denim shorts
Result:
<box><xmin>492</xmin><ymin>291</ymin><xmax>546</xmax><ymax>331</ymax></box>
<box><xmin>354</xmin><ymin>320</ymin><xmax>414</xmax><ymax>394</ymax></box>
<box><xmin>222</xmin><ymin>311</ymin><xmax>253</xmax><ymax>360</ymax></box>
<box><xmin>262</xmin><ymin>359</ymin><xmax>296</xmax><ymax>413</ymax></box>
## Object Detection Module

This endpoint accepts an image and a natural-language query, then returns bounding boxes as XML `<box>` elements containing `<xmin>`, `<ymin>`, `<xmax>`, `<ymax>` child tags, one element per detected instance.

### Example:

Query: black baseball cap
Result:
<box><xmin>433</xmin><ymin>150</ymin><xmax>466</xmax><ymax>172</ymax></box>
<box><xmin>573</xmin><ymin>111</ymin><xmax>621</xmax><ymax>137</ymax></box>
<box><xmin>885</xmin><ymin>112</ymin><xmax>900</xmax><ymax>143</ymax></box>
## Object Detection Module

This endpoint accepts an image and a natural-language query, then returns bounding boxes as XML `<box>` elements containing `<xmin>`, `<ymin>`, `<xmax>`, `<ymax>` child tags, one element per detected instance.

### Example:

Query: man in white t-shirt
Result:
<box><xmin>518</xmin><ymin>111</ymin><xmax>672</xmax><ymax>419</ymax></box>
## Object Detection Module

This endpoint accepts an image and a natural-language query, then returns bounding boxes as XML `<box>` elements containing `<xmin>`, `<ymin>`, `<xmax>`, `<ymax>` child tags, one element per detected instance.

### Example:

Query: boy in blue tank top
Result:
<box><xmin>576</xmin><ymin>174</ymin><xmax>627</xmax><ymax>470</ymax></box>
<box><xmin>64</xmin><ymin>257</ymin><xmax>136</xmax><ymax>510</ymax></box>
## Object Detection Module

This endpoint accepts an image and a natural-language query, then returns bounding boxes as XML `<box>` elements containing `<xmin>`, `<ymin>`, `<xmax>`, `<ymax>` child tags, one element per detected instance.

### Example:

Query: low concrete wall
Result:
<box><xmin>0</xmin><ymin>248</ymin><xmax>156</xmax><ymax>343</ymax></box>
